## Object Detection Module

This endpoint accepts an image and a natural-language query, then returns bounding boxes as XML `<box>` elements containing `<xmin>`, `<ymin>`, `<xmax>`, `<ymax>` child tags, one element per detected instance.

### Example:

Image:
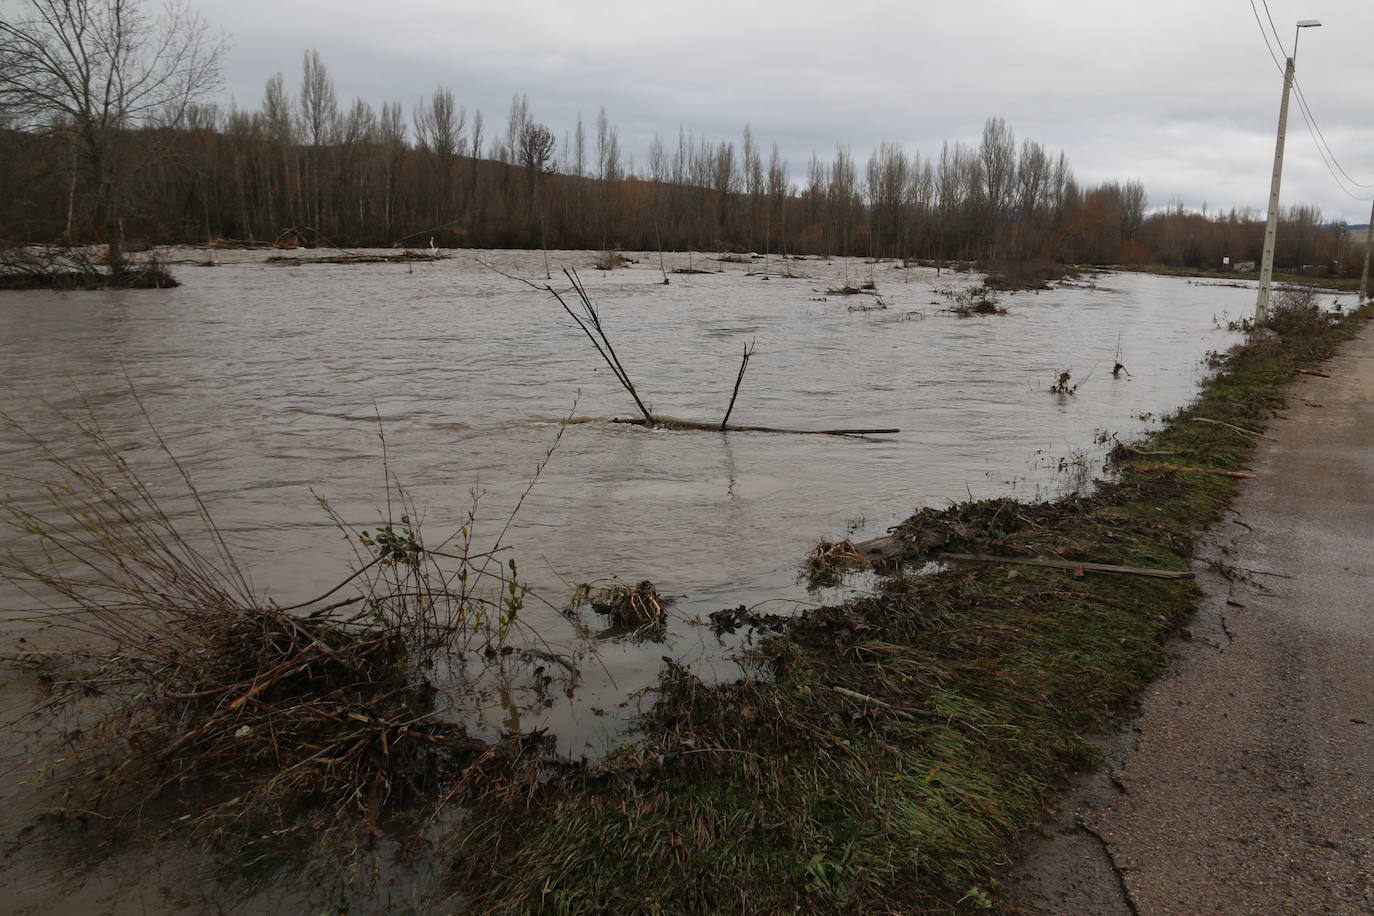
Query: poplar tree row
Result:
<box><xmin>0</xmin><ymin>49</ymin><xmax>1351</xmax><ymax>270</ymax></box>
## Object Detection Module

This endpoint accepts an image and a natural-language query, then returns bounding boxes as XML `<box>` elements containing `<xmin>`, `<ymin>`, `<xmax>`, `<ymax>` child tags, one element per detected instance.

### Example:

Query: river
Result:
<box><xmin>3</xmin><ymin>249</ymin><xmax>1337</xmax><ymax>755</ymax></box>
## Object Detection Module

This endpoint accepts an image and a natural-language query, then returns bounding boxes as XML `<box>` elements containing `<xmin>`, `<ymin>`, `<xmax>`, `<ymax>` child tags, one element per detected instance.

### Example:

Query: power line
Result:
<box><xmin>1257</xmin><ymin>0</ymin><xmax>1374</xmax><ymax>190</ymax></box>
<box><xmin>1293</xmin><ymin>82</ymin><xmax>1374</xmax><ymax>190</ymax></box>
<box><xmin>1260</xmin><ymin>0</ymin><xmax>1285</xmax><ymax>57</ymax></box>
<box><xmin>1247</xmin><ymin>0</ymin><xmax>1373</xmax><ymax>202</ymax></box>
<box><xmin>1291</xmin><ymin>91</ymin><xmax>1371</xmax><ymax>202</ymax></box>
<box><xmin>1248</xmin><ymin>0</ymin><xmax>1284</xmax><ymax>70</ymax></box>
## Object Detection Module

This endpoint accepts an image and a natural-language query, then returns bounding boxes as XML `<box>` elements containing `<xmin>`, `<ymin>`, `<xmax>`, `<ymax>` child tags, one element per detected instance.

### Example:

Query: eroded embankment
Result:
<box><xmin>6</xmin><ymin>302</ymin><xmax>1368</xmax><ymax>914</ymax></box>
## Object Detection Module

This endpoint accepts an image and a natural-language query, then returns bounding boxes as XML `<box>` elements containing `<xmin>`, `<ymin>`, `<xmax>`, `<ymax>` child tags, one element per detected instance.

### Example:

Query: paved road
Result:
<box><xmin>1007</xmin><ymin>325</ymin><xmax>1374</xmax><ymax>914</ymax></box>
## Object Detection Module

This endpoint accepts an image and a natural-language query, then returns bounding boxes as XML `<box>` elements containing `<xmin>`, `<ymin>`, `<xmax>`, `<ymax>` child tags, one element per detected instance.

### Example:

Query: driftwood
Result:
<box><xmin>1191</xmin><ymin>417</ymin><xmax>1270</xmax><ymax>439</ymax></box>
<box><xmin>1295</xmin><ymin>367</ymin><xmax>1331</xmax><ymax>378</ymax></box>
<box><xmin>478</xmin><ymin>259</ymin><xmax>900</xmax><ymax>438</ymax></box>
<box><xmin>855</xmin><ymin>534</ymin><xmax>903</xmax><ymax>563</ymax></box>
<box><xmin>1138</xmin><ymin>464</ymin><xmax>1256</xmax><ymax>480</ymax></box>
<box><xmin>939</xmin><ymin>553</ymin><xmax>1194</xmax><ymax>580</ymax></box>
<box><xmin>1111</xmin><ymin>443</ymin><xmax>1178</xmax><ymax>458</ymax></box>
<box><xmin>825</xmin><ymin>685</ymin><xmax>945</xmax><ymax>721</ymax></box>
<box><xmin>611</xmin><ymin>417</ymin><xmax>899</xmax><ymax>437</ymax></box>
<box><xmin>266</xmin><ymin>252</ymin><xmax>444</xmax><ymax>265</ymax></box>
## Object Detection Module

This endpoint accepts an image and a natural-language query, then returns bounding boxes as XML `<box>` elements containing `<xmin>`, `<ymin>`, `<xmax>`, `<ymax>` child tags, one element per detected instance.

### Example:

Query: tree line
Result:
<box><xmin>0</xmin><ymin>44</ymin><xmax>1355</xmax><ymax>271</ymax></box>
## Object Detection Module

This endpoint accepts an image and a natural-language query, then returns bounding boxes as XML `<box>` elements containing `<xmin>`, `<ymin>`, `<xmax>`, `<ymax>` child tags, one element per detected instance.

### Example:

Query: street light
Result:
<box><xmin>1255</xmin><ymin>18</ymin><xmax>1321</xmax><ymax>325</ymax></box>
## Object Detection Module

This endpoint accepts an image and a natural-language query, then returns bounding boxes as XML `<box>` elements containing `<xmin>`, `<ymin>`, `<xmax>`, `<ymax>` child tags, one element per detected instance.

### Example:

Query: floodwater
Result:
<box><xmin>1</xmin><ymin>250</ymin><xmax>1340</xmax><ymax>759</ymax></box>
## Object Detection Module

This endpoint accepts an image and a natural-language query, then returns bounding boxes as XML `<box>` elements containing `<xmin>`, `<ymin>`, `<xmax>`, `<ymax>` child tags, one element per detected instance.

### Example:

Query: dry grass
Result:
<box><xmin>571</xmin><ymin>578</ymin><xmax>666</xmax><ymax>627</ymax></box>
<box><xmin>805</xmin><ymin>538</ymin><xmax>869</xmax><ymax>587</ymax></box>
<box><xmin>593</xmin><ymin>250</ymin><xmax>631</xmax><ymax>271</ymax></box>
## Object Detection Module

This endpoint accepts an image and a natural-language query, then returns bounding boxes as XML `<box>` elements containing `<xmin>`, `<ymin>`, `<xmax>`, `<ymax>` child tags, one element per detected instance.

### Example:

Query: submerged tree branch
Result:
<box><xmin>721</xmin><ymin>338</ymin><xmax>755</xmax><ymax>430</ymax></box>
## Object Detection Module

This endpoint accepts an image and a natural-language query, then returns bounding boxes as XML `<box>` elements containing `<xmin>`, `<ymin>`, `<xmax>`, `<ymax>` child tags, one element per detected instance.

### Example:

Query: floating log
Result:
<box><xmin>855</xmin><ymin>534</ymin><xmax>904</xmax><ymax>562</ymax></box>
<box><xmin>611</xmin><ymin>417</ymin><xmax>898</xmax><ymax>437</ymax></box>
<box><xmin>1138</xmin><ymin>464</ymin><xmax>1256</xmax><ymax>479</ymax></box>
<box><xmin>266</xmin><ymin>252</ymin><xmax>445</xmax><ymax>265</ymax></box>
<box><xmin>1117</xmin><ymin>445</ymin><xmax>1178</xmax><ymax>457</ymax></box>
<box><xmin>939</xmin><ymin>553</ymin><xmax>1194</xmax><ymax>579</ymax></box>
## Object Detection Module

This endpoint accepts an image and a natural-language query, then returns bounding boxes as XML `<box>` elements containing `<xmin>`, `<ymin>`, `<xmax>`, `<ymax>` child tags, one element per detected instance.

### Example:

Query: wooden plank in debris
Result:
<box><xmin>939</xmin><ymin>552</ymin><xmax>1194</xmax><ymax>579</ymax></box>
<box><xmin>1191</xmin><ymin>417</ymin><xmax>1271</xmax><ymax>439</ymax></box>
<box><xmin>855</xmin><ymin>534</ymin><xmax>904</xmax><ymax>560</ymax></box>
<box><xmin>1138</xmin><ymin>464</ymin><xmax>1256</xmax><ymax>479</ymax></box>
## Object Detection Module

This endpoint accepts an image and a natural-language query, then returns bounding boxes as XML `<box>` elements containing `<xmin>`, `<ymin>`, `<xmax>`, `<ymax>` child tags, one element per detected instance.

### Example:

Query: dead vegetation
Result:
<box><xmin>847</xmin><ymin>298</ymin><xmax>888</xmax><ymax>313</ymax></box>
<box><xmin>0</xmin><ymin>243</ymin><xmax>179</xmax><ymax>289</ymax></box>
<box><xmin>593</xmin><ymin>250</ymin><xmax>632</xmax><ymax>270</ymax></box>
<box><xmin>935</xmin><ymin>282</ymin><xmax>1007</xmax><ymax>316</ymax></box>
<box><xmin>804</xmin><ymin>538</ymin><xmax>869</xmax><ymax>587</ymax></box>
<box><xmin>880</xmin><ymin>497</ymin><xmax>1028</xmax><ymax>565</ymax></box>
<box><xmin>0</xmin><ymin>398</ymin><xmax>565</xmax><ymax>863</ymax></box>
<box><xmin>1263</xmin><ymin>284</ymin><xmax>1340</xmax><ymax>339</ymax></box>
<box><xmin>824</xmin><ymin>280</ymin><xmax>878</xmax><ymax>296</ymax></box>
<box><xmin>980</xmin><ymin>258</ymin><xmax>1081</xmax><ymax>291</ymax></box>
<box><xmin>571</xmin><ymin>579</ymin><xmax>666</xmax><ymax>627</ymax></box>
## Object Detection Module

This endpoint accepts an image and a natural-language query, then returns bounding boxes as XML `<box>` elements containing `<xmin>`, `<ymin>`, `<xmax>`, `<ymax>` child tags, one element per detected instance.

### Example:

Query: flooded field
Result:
<box><xmin>2</xmin><ymin>250</ymin><xmax>1341</xmax><ymax>757</ymax></box>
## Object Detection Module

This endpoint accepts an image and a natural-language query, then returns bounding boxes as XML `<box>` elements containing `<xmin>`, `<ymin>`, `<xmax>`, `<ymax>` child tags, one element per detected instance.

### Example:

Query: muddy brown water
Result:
<box><xmin>2</xmin><ymin>250</ymin><xmax>1339</xmax><ymax>762</ymax></box>
<box><xmin>4</xmin><ymin>250</ymin><xmax>1355</xmax><ymax>912</ymax></box>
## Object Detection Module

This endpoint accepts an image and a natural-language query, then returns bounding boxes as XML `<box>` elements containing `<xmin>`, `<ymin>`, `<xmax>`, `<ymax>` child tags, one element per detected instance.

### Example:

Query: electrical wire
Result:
<box><xmin>1247</xmin><ymin>0</ymin><xmax>1373</xmax><ymax>202</ymax></box>
<box><xmin>1293</xmin><ymin>83</ymin><xmax>1374</xmax><ymax>190</ymax></box>
<box><xmin>1258</xmin><ymin>0</ymin><xmax>1374</xmax><ymax>189</ymax></box>
<box><xmin>1248</xmin><ymin>0</ymin><xmax>1284</xmax><ymax>70</ymax></box>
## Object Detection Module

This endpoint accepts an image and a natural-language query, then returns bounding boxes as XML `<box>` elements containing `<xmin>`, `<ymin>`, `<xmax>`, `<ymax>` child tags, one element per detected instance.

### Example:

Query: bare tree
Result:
<box><xmin>414</xmin><ymin>85</ymin><xmax>465</xmax><ymax>227</ymax></box>
<box><xmin>571</xmin><ymin>112</ymin><xmax>586</xmax><ymax>178</ymax></box>
<box><xmin>518</xmin><ymin>122</ymin><xmax>555</xmax><ymax>185</ymax></box>
<box><xmin>0</xmin><ymin>0</ymin><xmax>224</xmax><ymax>271</ymax></box>
<box><xmin>519</xmin><ymin>121</ymin><xmax>555</xmax><ymax>274</ymax></box>
<box><xmin>502</xmin><ymin>92</ymin><xmax>529</xmax><ymax>165</ymax></box>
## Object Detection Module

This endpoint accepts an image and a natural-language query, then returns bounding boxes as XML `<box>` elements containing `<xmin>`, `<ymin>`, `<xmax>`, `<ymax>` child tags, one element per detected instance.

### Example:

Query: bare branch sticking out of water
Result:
<box><xmin>721</xmin><ymin>339</ymin><xmax>756</xmax><ymax>430</ymax></box>
<box><xmin>480</xmin><ymin>262</ymin><xmax>900</xmax><ymax>437</ymax></box>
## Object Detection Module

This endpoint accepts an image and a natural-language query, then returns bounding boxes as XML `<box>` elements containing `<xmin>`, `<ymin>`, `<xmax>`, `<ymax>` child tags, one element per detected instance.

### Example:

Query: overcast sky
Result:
<box><xmin>187</xmin><ymin>0</ymin><xmax>1374</xmax><ymax>224</ymax></box>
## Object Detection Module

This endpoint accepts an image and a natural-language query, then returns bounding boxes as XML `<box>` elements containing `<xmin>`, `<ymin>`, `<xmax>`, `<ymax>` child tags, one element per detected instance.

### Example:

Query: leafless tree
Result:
<box><xmin>0</xmin><ymin>0</ymin><xmax>224</xmax><ymax>270</ymax></box>
<box><xmin>414</xmin><ymin>85</ymin><xmax>465</xmax><ymax>227</ymax></box>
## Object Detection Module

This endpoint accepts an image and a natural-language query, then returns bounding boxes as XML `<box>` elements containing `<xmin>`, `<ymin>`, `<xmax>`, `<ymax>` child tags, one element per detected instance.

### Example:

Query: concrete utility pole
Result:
<box><xmin>1361</xmin><ymin>199</ymin><xmax>1374</xmax><ymax>303</ymax></box>
<box><xmin>1256</xmin><ymin>19</ymin><xmax>1321</xmax><ymax>325</ymax></box>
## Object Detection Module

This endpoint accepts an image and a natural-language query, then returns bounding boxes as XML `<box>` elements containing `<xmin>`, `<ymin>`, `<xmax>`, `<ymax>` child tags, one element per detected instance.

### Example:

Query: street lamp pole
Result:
<box><xmin>1256</xmin><ymin>19</ymin><xmax>1321</xmax><ymax>325</ymax></box>
<box><xmin>1360</xmin><ymin>197</ymin><xmax>1374</xmax><ymax>302</ymax></box>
